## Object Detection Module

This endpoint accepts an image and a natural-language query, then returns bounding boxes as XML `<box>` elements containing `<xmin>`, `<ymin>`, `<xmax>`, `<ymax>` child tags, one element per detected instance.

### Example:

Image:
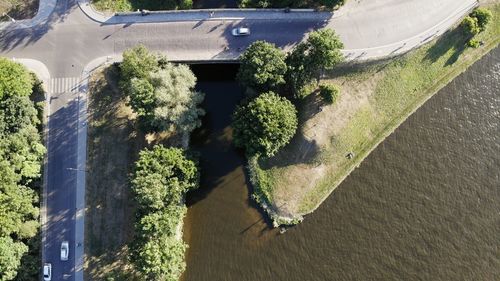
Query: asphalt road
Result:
<box><xmin>0</xmin><ymin>0</ymin><xmax>477</xmax><ymax>280</ymax></box>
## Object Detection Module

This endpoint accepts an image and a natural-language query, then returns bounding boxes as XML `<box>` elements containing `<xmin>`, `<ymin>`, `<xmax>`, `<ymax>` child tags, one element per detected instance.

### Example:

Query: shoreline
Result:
<box><xmin>250</xmin><ymin>3</ymin><xmax>500</xmax><ymax>226</ymax></box>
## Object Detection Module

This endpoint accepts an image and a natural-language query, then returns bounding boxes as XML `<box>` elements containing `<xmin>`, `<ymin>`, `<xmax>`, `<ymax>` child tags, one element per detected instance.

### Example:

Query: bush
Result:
<box><xmin>319</xmin><ymin>83</ymin><xmax>340</xmax><ymax>104</ymax></box>
<box><xmin>466</xmin><ymin>38</ymin><xmax>481</xmax><ymax>48</ymax></box>
<box><xmin>232</xmin><ymin>92</ymin><xmax>298</xmax><ymax>157</ymax></box>
<box><xmin>471</xmin><ymin>8</ymin><xmax>492</xmax><ymax>31</ymax></box>
<box><xmin>461</xmin><ymin>16</ymin><xmax>480</xmax><ymax>37</ymax></box>
<box><xmin>237</xmin><ymin>41</ymin><xmax>287</xmax><ymax>93</ymax></box>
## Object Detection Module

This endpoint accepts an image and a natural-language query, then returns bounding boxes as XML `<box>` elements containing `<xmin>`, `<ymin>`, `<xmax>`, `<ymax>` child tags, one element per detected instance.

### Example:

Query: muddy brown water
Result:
<box><xmin>183</xmin><ymin>48</ymin><xmax>499</xmax><ymax>281</ymax></box>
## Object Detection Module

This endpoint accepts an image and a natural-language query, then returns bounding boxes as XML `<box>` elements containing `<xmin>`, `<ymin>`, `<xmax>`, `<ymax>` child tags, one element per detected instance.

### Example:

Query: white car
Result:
<box><xmin>60</xmin><ymin>241</ymin><xmax>69</xmax><ymax>261</ymax></box>
<box><xmin>43</xmin><ymin>263</ymin><xmax>51</xmax><ymax>281</ymax></box>
<box><xmin>232</xmin><ymin>27</ymin><xmax>250</xmax><ymax>36</ymax></box>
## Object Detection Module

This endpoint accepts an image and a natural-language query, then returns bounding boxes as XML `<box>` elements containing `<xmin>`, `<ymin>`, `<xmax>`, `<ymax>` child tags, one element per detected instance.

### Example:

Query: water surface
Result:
<box><xmin>184</xmin><ymin>48</ymin><xmax>500</xmax><ymax>281</ymax></box>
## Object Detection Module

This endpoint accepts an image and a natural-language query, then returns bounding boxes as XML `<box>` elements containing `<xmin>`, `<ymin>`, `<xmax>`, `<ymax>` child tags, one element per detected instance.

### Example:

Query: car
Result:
<box><xmin>231</xmin><ymin>27</ymin><xmax>250</xmax><ymax>36</ymax></box>
<box><xmin>60</xmin><ymin>241</ymin><xmax>69</xmax><ymax>261</ymax></box>
<box><xmin>43</xmin><ymin>263</ymin><xmax>51</xmax><ymax>281</ymax></box>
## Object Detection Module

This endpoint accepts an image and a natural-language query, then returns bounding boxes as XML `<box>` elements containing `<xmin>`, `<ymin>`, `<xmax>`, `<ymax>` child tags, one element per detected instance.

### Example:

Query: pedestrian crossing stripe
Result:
<box><xmin>49</xmin><ymin>77</ymin><xmax>81</xmax><ymax>94</ymax></box>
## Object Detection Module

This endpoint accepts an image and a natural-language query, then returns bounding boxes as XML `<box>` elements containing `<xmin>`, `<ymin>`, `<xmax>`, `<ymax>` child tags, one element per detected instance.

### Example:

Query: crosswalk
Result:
<box><xmin>49</xmin><ymin>77</ymin><xmax>81</xmax><ymax>94</ymax></box>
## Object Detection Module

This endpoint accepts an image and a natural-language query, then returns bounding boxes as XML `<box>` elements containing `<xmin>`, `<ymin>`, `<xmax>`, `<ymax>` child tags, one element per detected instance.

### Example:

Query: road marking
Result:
<box><xmin>50</xmin><ymin>77</ymin><xmax>81</xmax><ymax>94</ymax></box>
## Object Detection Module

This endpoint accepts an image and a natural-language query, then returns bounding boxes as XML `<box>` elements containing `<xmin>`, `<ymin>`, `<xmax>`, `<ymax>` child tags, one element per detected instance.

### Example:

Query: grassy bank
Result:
<box><xmin>250</xmin><ymin>3</ymin><xmax>500</xmax><ymax>224</ymax></box>
<box><xmin>0</xmin><ymin>0</ymin><xmax>38</xmax><ymax>21</ymax></box>
<box><xmin>92</xmin><ymin>0</ymin><xmax>193</xmax><ymax>12</ymax></box>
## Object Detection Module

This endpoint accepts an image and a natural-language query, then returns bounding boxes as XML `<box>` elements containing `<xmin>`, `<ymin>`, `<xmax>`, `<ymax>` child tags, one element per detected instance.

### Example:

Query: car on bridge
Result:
<box><xmin>232</xmin><ymin>27</ymin><xmax>250</xmax><ymax>36</ymax></box>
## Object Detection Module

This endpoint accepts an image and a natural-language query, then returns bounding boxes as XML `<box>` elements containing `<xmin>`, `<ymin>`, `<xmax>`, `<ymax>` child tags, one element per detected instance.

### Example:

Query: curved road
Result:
<box><xmin>0</xmin><ymin>0</ymin><xmax>477</xmax><ymax>280</ymax></box>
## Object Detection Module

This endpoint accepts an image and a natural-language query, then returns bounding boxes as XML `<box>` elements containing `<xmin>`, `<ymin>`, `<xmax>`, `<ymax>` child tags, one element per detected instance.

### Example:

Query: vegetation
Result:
<box><xmin>92</xmin><ymin>0</ymin><xmax>192</xmax><ymax>12</ymax></box>
<box><xmin>121</xmin><ymin>45</ymin><xmax>205</xmax><ymax>135</ymax></box>
<box><xmin>239</xmin><ymin>0</ymin><xmax>344</xmax><ymax>9</ymax></box>
<box><xmin>130</xmin><ymin>146</ymin><xmax>199</xmax><ymax>281</ymax></box>
<box><xmin>232</xmin><ymin>92</ymin><xmax>298</xmax><ymax>157</ymax></box>
<box><xmin>461</xmin><ymin>8</ymin><xmax>493</xmax><ymax>47</ymax></box>
<box><xmin>237</xmin><ymin>41</ymin><xmax>287</xmax><ymax>94</ymax></box>
<box><xmin>0</xmin><ymin>0</ymin><xmax>38</xmax><ymax>21</ymax></box>
<box><xmin>249</xmin><ymin>3</ymin><xmax>500</xmax><ymax>225</ymax></box>
<box><xmin>0</xmin><ymin>58</ymin><xmax>45</xmax><ymax>280</ymax></box>
<box><xmin>286</xmin><ymin>28</ymin><xmax>344</xmax><ymax>96</ymax></box>
<box><xmin>319</xmin><ymin>83</ymin><xmax>340</xmax><ymax>104</ymax></box>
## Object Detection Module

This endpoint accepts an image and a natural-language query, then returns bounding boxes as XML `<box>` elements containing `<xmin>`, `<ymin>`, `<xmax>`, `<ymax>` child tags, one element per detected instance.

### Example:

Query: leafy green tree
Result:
<box><xmin>132</xmin><ymin>146</ymin><xmax>199</xmax><ymax>212</ymax></box>
<box><xmin>0</xmin><ymin>58</ymin><xmax>33</xmax><ymax>100</ymax></box>
<box><xmin>128</xmin><ymin>78</ymin><xmax>156</xmax><ymax>127</ymax></box>
<box><xmin>461</xmin><ymin>16</ymin><xmax>480</xmax><ymax>37</ymax></box>
<box><xmin>136</xmin><ymin>206</ymin><xmax>186</xmax><ymax>239</ymax></box>
<box><xmin>471</xmin><ymin>8</ymin><xmax>492</xmax><ymax>31</ymax></box>
<box><xmin>232</xmin><ymin>92</ymin><xmax>298</xmax><ymax>157</ymax></box>
<box><xmin>285</xmin><ymin>42</ymin><xmax>312</xmax><ymax>96</ymax></box>
<box><xmin>148</xmin><ymin>65</ymin><xmax>205</xmax><ymax>134</ymax></box>
<box><xmin>285</xmin><ymin>28</ymin><xmax>344</xmax><ymax>94</ymax></box>
<box><xmin>120</xmin><ymin>45</ymin><xmax>159</xmax><ymax>84</ymax></box>
<box><xmin>237</xmin><ymin>41</ymin><xmax>287</xmax><ymax>93</ymax></box>
<box><xmin>133</xmin><ymin>235</ymin><xmax>187</xmax><ymax>281</ymax></box>
<box><xmin>306</xmin><ymin>28</ymin><xmax>344</xmax><ymax>82</ymax></box>
<box><xmin>0</xmin><ymin>236</ymin><xmax>28</xmax><ymax>281</ymax></box>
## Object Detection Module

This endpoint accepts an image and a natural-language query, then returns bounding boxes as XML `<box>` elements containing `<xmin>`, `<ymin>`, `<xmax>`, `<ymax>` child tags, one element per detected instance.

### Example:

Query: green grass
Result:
<box><xmin>251</xmin><ymin>4</ymin><xmax>500</xmax><ymax>222</ymax></box>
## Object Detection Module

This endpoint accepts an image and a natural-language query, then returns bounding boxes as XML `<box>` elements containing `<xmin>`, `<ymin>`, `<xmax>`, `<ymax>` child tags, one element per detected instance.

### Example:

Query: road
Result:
<box><xmin>0</xmin><ymin>0</ymin><xmax>477</xmax><ymax>280</ymax></box>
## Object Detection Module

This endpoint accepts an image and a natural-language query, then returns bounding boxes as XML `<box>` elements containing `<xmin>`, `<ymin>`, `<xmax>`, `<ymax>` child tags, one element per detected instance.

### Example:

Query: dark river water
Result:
<box><xmin>183</xmin><ymin>47</ymin><xmax>500</xmax><ymax>281</ymax></box>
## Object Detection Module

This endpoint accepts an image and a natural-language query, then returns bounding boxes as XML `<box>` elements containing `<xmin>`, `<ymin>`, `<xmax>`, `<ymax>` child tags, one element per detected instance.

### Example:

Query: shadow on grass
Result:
<box><xmin>424</xmin><ymin>28</ymin><xmax>469</xmax><ymax>66</ymax></box>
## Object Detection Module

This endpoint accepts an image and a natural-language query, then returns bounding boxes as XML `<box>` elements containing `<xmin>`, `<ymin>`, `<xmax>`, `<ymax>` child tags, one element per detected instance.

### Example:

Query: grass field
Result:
<box><xmin>250</xmin><ymin>4</ymin><xmax>500</xmax><ymax>224</ymax></box>
<box><xmin>0</xmin><ymin>0</ymin><xmax>38</xmax><ymax>20</ymax></box>
<box><xmin>91</xmin><ymin>0</ymin><xmax>193</xmax><ymax>12</ymax></box>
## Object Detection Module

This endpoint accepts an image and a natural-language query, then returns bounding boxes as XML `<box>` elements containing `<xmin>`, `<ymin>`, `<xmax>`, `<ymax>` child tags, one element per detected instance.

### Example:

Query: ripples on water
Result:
<box><xmin>183</xmin><ymin>48</ymin><xmax>499</xmax><ymax>281</ymax></box>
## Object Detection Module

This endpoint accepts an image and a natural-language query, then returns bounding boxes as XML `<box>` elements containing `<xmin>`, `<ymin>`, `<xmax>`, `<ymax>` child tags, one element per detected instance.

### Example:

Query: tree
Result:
<box><xmin>131</xmin><ymin>146</ymin><xmax>199</xmax><ymax>212</ymax></box>
<box><xmin>0</xmin><ymin>236</ymin><xmax>28</xmax><ymax>281</ymax></box>
<box><xmin>285</xmin><ymin>42</ymin><xmax>312</xmax><ymax>96</ymax></box>
<box><xmin>122</xmin><ymin>46</ymin><xmax>205</xmax><ymax>134</ymax></box>
<box><xmin>148</xmin><ymin>65</ymin><xmax>205</xmax><ymax>134</ymax></box>
<box><xmin>461</xmin><ymin>16</ymin><xmax>480</xmax><ymax>37</ymax></box>
<box><xmin>471</xmin><ymin>8</ymin><xmax>492</xmax><ymax>31</ymax></box>
<box><xmin>120</xmin><ymin>45</ymin><xmax>159</xmax><ymax>84</ymax></box>
<box><xmin>285</xmin><ymin>28</ymin><xmax>344</xmax><ymax>94</ymax></box>
<box><xmin>136</xmin><ymin>206</ymin><xmax>186</xmax><ymax>239</ymax></box>
<box><xmin>232</xmin><ymin>92</ymin><xmax>298</xmax><ymax>157</ymax></box>
<box><xmin>132</xmin><ymin>235</ymin><xmax>187</xmax><ymax>281</ymax></box>
<box><xmin>237</xmin><ymin>41</ymin><xmax>287</xmax><ymax>93</ymax></box>
<box><xmin>306</xmin><ymin>28</ymin><xmax>344</xmax><ymax>82</ymax></box>
<box><xmin>0</xmin><ymin>58</ymin><xmax>33</xmax><ymax>100</ymax></box>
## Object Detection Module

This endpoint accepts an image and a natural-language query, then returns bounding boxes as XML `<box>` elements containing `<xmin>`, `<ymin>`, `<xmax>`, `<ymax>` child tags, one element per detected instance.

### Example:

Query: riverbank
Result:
<box><xmin>250</xmin><ymin>3</ymin><xmax>500</xmax><ymax>225</ymax></box>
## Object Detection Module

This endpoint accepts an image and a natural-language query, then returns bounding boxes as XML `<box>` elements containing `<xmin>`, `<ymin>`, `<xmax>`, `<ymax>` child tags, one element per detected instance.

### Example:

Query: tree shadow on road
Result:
<box><xmin>0</xmin><ymin>0</ymin><xmax>79</xmax><ymax>52</ymax></box>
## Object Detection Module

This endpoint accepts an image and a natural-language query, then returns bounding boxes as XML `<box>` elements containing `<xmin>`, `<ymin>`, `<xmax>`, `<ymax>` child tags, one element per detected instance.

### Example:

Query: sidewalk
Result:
<box><xmin>0</xmin><ymin>0</ymin><xmax>57</xmax><ymax>30</ymax></box>
<box><xmin>77</xmin><ymin>0</ymin><xmax>332</xmax><ymax>24</ymax></box>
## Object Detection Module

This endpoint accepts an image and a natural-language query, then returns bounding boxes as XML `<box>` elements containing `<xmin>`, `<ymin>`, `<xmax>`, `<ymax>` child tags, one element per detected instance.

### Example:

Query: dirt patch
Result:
<box><xmin>0</xmin><ymin>0</ymin><xmax>39</xmax><ymax>21</ymax></box>
<box><xmin>84</xmin><ymin>65</ymin><xmax>140</xmax><ymax>280</ymax></box>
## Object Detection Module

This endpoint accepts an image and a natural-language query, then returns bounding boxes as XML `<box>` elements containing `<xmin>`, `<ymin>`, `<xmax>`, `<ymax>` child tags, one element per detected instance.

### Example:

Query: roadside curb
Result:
<box><xmin>0</xmin><ymin>0</ymin><xmax>57</xmax><ymax>30</ymax></box>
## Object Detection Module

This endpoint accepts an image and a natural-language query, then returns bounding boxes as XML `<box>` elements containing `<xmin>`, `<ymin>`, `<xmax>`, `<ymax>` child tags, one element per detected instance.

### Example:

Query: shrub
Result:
<box><xmin>471</xmin><ymin>8</ymin><xmax>492</xmax><ymax>31</ymax></box>
<box><xmin>319</xmin><ymin>83</ymin><xmax>340</xmax><ymax>104</ymax></box>
<box><xmin>461</xmin><ymin>16</ymin><xmax>480</xmax><ymax>37</ymax></box>
<box><xmin>232</xmin><ymin>92</ymin><xmax>298</xmax><ymax>157</ymax></box>
<box><xmin>466</xmin><ymin>38</ymin><xmax>481</xmax><ymax>48</ymax></box>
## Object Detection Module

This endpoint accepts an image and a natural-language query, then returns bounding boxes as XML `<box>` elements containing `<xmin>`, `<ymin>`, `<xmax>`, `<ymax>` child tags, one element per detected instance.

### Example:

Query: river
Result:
<box><xmin>183</xmin><ymin>47</ymin><xmax>499</xmax><ymax>281</ymax></box>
